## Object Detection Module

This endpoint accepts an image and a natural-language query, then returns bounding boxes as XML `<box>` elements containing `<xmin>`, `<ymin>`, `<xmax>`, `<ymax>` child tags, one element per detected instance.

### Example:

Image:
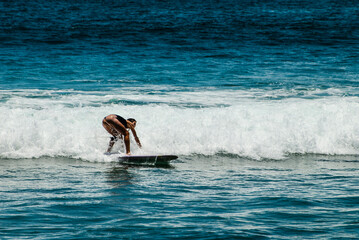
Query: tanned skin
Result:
<box><xmin>102</xmin><ymin>114</ymin><xmax>142</xmax><ymax>154</ymax></box>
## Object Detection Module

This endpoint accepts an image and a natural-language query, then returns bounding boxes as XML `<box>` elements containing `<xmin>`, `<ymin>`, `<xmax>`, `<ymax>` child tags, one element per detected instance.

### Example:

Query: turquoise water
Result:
<box><xmin>1</xmin><ymin>0</ymin><xmax>359</xmax><ymax>239</ymax></box>
<box><xmin>2</xmin><ymin>157</ymin><xmax>359</xmax><ymax>239</ymax></box>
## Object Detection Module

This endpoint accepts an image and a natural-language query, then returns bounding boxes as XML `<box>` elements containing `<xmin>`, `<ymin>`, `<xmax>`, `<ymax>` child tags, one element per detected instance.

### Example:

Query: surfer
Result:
<box><xmin>102</xmin><ymin>114</ymin><xmax>142</xmax><ymax>154</ymax></box>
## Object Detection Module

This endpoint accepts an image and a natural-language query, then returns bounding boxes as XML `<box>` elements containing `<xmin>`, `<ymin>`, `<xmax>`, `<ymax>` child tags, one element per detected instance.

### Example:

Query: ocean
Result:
<box><xmin>1</xmin><ymin>0</ymin><xmax>359</xmax><ymax>239</ymax></box>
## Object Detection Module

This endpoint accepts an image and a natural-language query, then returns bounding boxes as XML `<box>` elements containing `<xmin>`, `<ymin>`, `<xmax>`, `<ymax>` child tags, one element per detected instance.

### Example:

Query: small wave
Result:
<box><xmin>1</xmin><ymin>89</ymin><xmax>359</xmax><ymax>161</ymax></box>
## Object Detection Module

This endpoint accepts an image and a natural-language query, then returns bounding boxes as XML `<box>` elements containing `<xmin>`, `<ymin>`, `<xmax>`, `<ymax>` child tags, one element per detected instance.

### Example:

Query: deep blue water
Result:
<box><xmin>1</xmin><ymin>0</ymin><xmax>358</xmax><ymax>90</ymax></box>
<box><xmin>1</xmin><ymin>1</ymin><xmax>359</xmax><ymax>239</ymax></box>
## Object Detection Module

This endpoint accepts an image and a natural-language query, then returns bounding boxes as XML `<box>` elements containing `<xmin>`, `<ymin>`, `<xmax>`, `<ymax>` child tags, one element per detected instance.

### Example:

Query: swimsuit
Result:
<box><xmin>115</xmin><ymin>115</ymin><xmax>128</xmax><ymax>128</ymax></box>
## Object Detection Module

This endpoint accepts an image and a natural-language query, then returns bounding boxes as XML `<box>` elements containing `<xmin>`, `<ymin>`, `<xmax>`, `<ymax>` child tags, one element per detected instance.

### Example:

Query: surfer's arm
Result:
<box><xmin>128</xmin><ymin>124</ymin><xmax>142</xmax><ymax>148</ymax></box>
<box><xmin>132</xmin><ymin>129</ymin><xmax>142</xmax><ymax>148</ymax></box>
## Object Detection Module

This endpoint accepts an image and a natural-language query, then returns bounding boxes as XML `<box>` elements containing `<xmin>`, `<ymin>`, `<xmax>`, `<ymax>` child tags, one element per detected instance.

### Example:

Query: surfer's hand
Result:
<box><xmin>135</xmin><ymin>137</ymin><xmax>142</xmax><ymax>148</ymax></box>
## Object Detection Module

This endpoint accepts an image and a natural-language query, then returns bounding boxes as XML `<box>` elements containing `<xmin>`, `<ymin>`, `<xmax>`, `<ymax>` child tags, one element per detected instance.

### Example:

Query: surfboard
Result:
<box><xmin>118</xmin><ymin>155</ymin><xmax>178</xmax><ymax>166</ymax></box>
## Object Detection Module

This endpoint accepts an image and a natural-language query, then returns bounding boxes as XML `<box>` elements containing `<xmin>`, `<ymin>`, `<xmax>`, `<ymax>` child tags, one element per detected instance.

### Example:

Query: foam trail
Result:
<box><xmin>1</xmin><ymin>89</ymin><xmax>359</xmax><ymax>161</ymax></box>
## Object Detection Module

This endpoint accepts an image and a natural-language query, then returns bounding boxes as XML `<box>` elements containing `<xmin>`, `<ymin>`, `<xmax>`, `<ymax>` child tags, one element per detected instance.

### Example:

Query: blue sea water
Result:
<box><xmin>1</xmin><ymin>0</ymin><xmax>359</xmax><ymax>239</ymax></box>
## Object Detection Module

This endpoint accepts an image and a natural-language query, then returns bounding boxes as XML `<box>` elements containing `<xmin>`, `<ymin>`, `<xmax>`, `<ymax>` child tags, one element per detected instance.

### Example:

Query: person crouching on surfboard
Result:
<box><xmin>102</xmin><ymin>114</ymin><xmax>142</xmax><ymax>154</ymax></box>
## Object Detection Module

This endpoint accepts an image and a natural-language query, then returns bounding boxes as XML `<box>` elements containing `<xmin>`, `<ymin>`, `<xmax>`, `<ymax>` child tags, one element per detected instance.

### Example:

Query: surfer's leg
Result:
<box><xmin>123</xmin><ymin>131</ymin><xmax>130</xmax><ymax>154</ymax></box>
<box><xmin>103</xmin><ymin>118</ymin><xmax>119</xmax><ymax>135</ymax></box>
<box><xmin>103</xmin><ymin>117</ymin><xmax>122</xmax><ymax>152</ymax></box>
<box><xmin>103</xmin><ymin>115</ymin><xmax>130</xmax><ymax>154</ymax></box>
<box><xmin>106</xmin><ymin>136</ymin><xmax>118</xmax><ymax>152</ymax></box>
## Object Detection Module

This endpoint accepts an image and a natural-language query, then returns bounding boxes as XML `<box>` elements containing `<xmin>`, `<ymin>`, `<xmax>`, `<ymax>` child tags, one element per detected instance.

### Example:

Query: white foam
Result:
<box><xmin>1</xmin><ymin>88</ymin><xmax>359</xmax><ymax>161</ymax></box>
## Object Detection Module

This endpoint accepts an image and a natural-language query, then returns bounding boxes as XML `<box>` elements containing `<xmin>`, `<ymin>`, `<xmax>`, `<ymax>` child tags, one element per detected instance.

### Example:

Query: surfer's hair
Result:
<box><xmin>127</xmin><ymin>118</ymin><xmax>136</xmax><ymax>123</ymax></box>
